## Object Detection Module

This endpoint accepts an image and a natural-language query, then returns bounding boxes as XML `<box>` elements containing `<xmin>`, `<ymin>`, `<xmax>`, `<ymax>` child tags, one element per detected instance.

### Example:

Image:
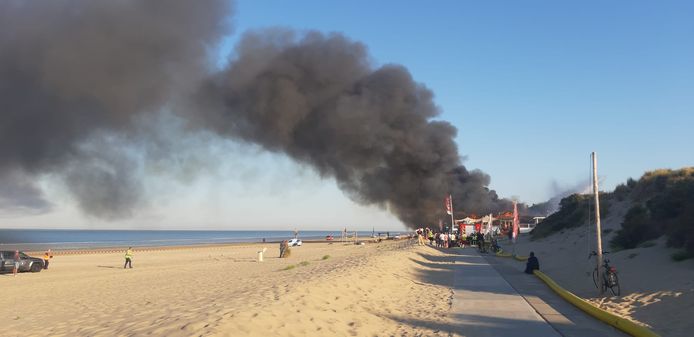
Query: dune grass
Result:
<box><xmin>281</xmin><ymin>260</ymin><xmax>312</xmax><ymax>271</ymax></box>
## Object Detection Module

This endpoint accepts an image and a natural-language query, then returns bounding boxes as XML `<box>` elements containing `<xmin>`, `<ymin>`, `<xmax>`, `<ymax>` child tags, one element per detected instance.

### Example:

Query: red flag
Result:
<box><xmin>512</xmin><ymin>201</ymin><xmax>519</xmax><ymax>242</ymax></box>
<box><xmin>444</xmin><ymin>195</ymin><xmax>452</xmax><ymax>215</ymax></box>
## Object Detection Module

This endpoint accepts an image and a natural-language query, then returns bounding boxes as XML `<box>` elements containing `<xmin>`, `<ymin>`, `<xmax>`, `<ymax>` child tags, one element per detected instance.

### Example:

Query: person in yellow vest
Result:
<box><xmin>43</xmin><ymin>249</ymin><xmax>53</xmax><ymax>270</ymax></box>
<box><xmin>124</xmin><ymin>247</ymin><xmax>133</xmax><ymax>269</ymax></box>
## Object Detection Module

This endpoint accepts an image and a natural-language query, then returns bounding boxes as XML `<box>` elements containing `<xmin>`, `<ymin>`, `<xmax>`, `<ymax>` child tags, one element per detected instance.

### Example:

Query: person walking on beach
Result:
<box><xmin>124</xmin><ymin>247</ymin><xmax>133</xmax><ymax>269</ymax></box>
<box><xmin>13</xmin><ymin>250</ymin><xmax>20</xmax><ymax>277</ymax></box>
<box><xmin>43</xmin><ymin>249</ymin><xmax>53</xmax><ymax>270</ymax></box>
<box><xmin>280</xmin><ymin>240</ymin><xmax>289</xmax><ymax>258</ymax></box>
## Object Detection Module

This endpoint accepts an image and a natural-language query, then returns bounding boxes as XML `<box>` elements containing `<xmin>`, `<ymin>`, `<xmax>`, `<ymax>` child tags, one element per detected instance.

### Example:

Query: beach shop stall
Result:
<box><xmin>496</xmin><ymin>211</ymin><xmax>514</xmax><ymax>236</ymax></box>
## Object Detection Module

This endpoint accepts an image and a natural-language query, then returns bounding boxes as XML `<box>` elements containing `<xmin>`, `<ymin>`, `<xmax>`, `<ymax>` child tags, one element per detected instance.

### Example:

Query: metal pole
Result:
<box><xmin>449</xmin><ymin>194</ymin><xmax>455</xmax><ymax>235</ymax></box>
<box><xmin>592</xmin><ymin>152</ymin><xmax>604</xmax><ymax>295</ymax></box>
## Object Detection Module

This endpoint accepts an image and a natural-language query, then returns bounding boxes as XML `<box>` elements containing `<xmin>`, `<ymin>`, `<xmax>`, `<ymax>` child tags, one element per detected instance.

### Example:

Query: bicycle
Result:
<box><xmin>588</xmin><ymin>251</ymin><xmax>621</xmax><ymax>296</ymax></box>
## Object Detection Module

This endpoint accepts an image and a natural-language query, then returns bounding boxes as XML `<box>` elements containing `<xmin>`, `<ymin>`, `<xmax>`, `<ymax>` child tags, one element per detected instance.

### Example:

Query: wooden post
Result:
<box><xmin>592</xmin><ymin>152</ymin><xmax>604</xmax><ymax>295</ymax></box>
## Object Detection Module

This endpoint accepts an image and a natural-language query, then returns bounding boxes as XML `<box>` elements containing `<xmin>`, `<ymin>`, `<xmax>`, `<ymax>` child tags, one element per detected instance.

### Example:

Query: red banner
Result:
<box><xmin>512</xmin><ymin>201</ymin><xmax>519</xmax><ymax>242</ymax></box>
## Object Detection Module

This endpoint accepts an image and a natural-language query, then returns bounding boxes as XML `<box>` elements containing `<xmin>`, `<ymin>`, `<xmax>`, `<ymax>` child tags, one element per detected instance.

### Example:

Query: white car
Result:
<box><xmin>288</xmin><ymin>238</ymin><xmax>302</xmax><ymax>246</ymax></box>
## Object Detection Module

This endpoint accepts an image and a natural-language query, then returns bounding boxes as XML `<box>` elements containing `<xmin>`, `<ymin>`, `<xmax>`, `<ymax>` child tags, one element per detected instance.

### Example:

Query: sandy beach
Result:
<box><xmin>1</xmin><ymin>240</ymin><xmax>456</xmax><ymax>337</ymax></box>
<box><xmin>5</xmin><ymin>224</ymin><xmax>691</xmax><ymax>337</ymax></box>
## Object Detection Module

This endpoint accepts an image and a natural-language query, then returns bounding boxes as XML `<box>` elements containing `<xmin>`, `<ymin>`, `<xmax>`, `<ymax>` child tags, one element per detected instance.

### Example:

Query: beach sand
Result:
<box><xmin>506</xmin><ymin>201</ymin><xmax>694</xmax><ymax>337</ymax></box>
<box><xmin>0</xmin><ymin>240</ymin><xmax>456</xmax><ymax>337</ymax></box>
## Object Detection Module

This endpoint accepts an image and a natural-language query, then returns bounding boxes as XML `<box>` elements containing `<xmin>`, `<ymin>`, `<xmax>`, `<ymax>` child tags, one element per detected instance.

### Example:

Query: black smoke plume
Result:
<box><xmin>0</xmin><ymin>170</ymin><xmax>52</xmax><ymax>215</ymax></box>
<box><xmin>0</xmin><ymin>0</ymin><xmax>232</xmax><ymax>217</ymax></box>
<box><xmin>197</xmin><ymin>31</ymin><xmax>509</xmax><ymax>226</ymax></box>
<box><xmin>1</xmin><ymin>2</ymin><xmax>511</xmax><ymax>226</ymax></box>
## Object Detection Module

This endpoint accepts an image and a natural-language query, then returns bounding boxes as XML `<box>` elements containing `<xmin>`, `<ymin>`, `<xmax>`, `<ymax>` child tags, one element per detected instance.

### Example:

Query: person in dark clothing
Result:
<box><xmin>477</xmin><ymin>232</ymin><xmax>485</xmax><ymax>252</ymax></box>
<box><xmin>525</xmin><ymin>251</ymin><xmax>540</xmax><ymax>274</ymax></box>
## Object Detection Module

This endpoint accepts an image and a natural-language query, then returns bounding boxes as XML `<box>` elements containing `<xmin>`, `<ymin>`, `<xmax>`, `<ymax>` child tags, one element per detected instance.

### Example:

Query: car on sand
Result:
<box><xmin>0</xmin><ymin>251</ymin><xmax>44</xmax><ymax>273</ymax></box>
<box><xmin>288</xmin><ymin>238</ymin><xmax>302</xmax><ymax>246</ymax></box>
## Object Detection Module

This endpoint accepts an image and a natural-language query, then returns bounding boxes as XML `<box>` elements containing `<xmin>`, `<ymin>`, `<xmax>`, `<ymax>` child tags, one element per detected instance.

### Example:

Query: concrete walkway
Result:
<box><xmin>450</xmin><ymin>249</ymin><xmax>628</xmax><ymax>337</ymax></box>
<box><xmin>485</xmin><ymin>254</ymin><xmax>628</xmax><ymax>337</ymax></box>
<box><xmin>451</xmin><ymin>249</ymin><xmax>561</xmax><ymax>337</ymax></box>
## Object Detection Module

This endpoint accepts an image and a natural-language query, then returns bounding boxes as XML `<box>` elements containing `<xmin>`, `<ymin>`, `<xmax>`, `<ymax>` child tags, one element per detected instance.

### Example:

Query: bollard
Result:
<box><xmin>257</xmin><ymin>247</ymin><xmax>267</xmax><ymax>262</ymax></box>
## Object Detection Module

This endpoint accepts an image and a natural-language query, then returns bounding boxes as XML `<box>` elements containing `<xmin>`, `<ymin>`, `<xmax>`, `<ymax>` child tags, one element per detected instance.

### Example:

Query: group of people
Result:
<box><xmin>415</xmin><ymin>227</ymin><xmax>540</xmax><ymax>275</ymax></box>
<box><xmin>4</xmin><ymin>249</ymin><xmax>52</xmax><ymax>277</ymax></box>
<box><xmin>416</xmin><ymin>227</ymin><xmax>494</xmax><ymax>251</ymax></box>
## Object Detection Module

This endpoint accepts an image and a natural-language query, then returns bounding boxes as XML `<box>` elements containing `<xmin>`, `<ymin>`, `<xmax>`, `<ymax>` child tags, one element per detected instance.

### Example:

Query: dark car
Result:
<box><xmin>0</xmin><ymin>251</ymin><xmax>44</xmax><ymax>273</ymax></box>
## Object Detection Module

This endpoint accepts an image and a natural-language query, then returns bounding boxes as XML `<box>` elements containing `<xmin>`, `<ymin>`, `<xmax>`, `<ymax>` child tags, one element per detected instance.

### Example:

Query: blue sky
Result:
<box><xmin>4</xmin><ymin>1</ymin><xmax>693</xmax><ymax>231</ymax></box>
<box><xmin>228</xmin><ymin>0</ymin><xmax>693</xmax><ymax>203</ymax></box>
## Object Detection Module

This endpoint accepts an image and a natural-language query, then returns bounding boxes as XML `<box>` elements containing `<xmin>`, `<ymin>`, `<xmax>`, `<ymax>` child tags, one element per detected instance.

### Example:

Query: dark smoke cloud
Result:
<box><xmin>63</xmin><ymin>135</ymin><xmax>144</xmax><ymax>219</ymax></box>
<box><xmin>196</xmin><ymin>30</ymin><xmax>509</xmax><ymax>226</ymax></box>
<box><xmin>0</xmin><ymin>170</ymin><xmax>52</xmax><ymax>216</ymax></box>
<box><xmin>0</xmin><ymin>0</ymin><xmax>232</xmax><ymax>217</ymax></box>
<box><xmin>2</xmin><ymin>2</ymin><xmax>511</xmax><ymax>226</ymax></box>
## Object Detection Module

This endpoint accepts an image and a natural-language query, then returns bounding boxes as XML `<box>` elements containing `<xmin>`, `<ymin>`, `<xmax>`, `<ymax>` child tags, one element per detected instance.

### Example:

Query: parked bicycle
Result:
<box><xmin>588</xmin><ymin>251</ymin><xmax>621</xmax><ymax>296</ymax></box>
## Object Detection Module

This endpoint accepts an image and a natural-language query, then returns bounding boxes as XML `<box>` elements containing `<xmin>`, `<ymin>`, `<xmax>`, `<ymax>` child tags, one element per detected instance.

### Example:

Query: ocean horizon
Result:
<box><xmin>0</xmin><ymin>228</ymin><xmax>406</xmax><ymax>251</ymax></box>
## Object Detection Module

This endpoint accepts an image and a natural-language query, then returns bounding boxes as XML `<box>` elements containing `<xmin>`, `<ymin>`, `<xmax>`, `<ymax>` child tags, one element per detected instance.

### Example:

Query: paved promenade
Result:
<box><xmin>450</xmin><ymin>249</ymin><xmax>627</xmax><ymax>337</ymax></box>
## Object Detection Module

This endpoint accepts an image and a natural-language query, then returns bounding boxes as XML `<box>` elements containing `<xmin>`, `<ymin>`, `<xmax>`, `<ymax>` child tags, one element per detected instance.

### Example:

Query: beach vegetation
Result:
<box><xmin>282</xmin><ymin>264</ymin><xmax>296</xmax><ymax>270</ymax></box>
<box><xmin>611</xmin><ymin>205</ymin><xmax>657</xmax><ymax>250</ymax></box>
<box><xmin>322</xmin><ymin>255</ymin><xmax>330</xmax><ymax>260</ymax></box>
<box><xmin>671</xmin><ymin>250</ymin><xmax>694</xmax><ymax>262</ymax></box>
<box><xmin>639</xmin><ymin>241</ymin><xmax>657</xmax><ymax>248</ymax></box>
<box><xmin>533</xmin><ymin>168</ymin><xmax>694</xmax><ymax>257</ymax></box>
<box><xmin>299</xmin><ymin>261</ymin><xmax>310</xmax><ymax>267</ymax></box>
<box><xmin>610</xmin><ymin>168</ymin><xmax>694</xmax><ymax>256</ymax></box>
<box><xmin>531</xmin><ymin>193</ymin><xmax>610</xmax><ymax>239</ymax></box>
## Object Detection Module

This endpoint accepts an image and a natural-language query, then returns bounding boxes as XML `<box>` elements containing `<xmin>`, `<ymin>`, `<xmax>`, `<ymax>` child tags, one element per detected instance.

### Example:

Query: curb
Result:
<box><xmin>534</xmin><ymin>271</ymin><xmax>660</xmax><ymax>337</ymax></box>
<box><xmin>513</xmin><ymin>255</ymin><xmax>528</xmax><ymax>261</ymax></box>
<box><xmin>493</xmin><ymin>250</ymin><xmax>661</xmax><ymax>337</ymax></box>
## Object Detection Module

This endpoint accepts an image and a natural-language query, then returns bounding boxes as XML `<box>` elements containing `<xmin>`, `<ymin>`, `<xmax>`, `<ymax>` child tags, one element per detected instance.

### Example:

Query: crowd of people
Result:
<box><xmin>415</xmin><ymin>227</ymin><xmax>540</xmax><ymax>274</ymax></box>
<box><xmin>415</xmin><ymin>227</ymin><xmax>500</xmax><ymax>252</ymax></box>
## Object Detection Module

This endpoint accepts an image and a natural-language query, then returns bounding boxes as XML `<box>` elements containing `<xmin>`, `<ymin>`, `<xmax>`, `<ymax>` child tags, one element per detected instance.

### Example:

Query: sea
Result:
<box><xmin>0</xmin><ymin>229</ymin><xmax>403</xmax><ymax>251</ymax></box>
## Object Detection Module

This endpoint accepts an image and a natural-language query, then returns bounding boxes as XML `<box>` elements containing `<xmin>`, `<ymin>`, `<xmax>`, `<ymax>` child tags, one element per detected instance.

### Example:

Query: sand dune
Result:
<box><xmin>507</xmin><ymin>205</ymin><xmax>694</xmax><ymax>337</ymax></box>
